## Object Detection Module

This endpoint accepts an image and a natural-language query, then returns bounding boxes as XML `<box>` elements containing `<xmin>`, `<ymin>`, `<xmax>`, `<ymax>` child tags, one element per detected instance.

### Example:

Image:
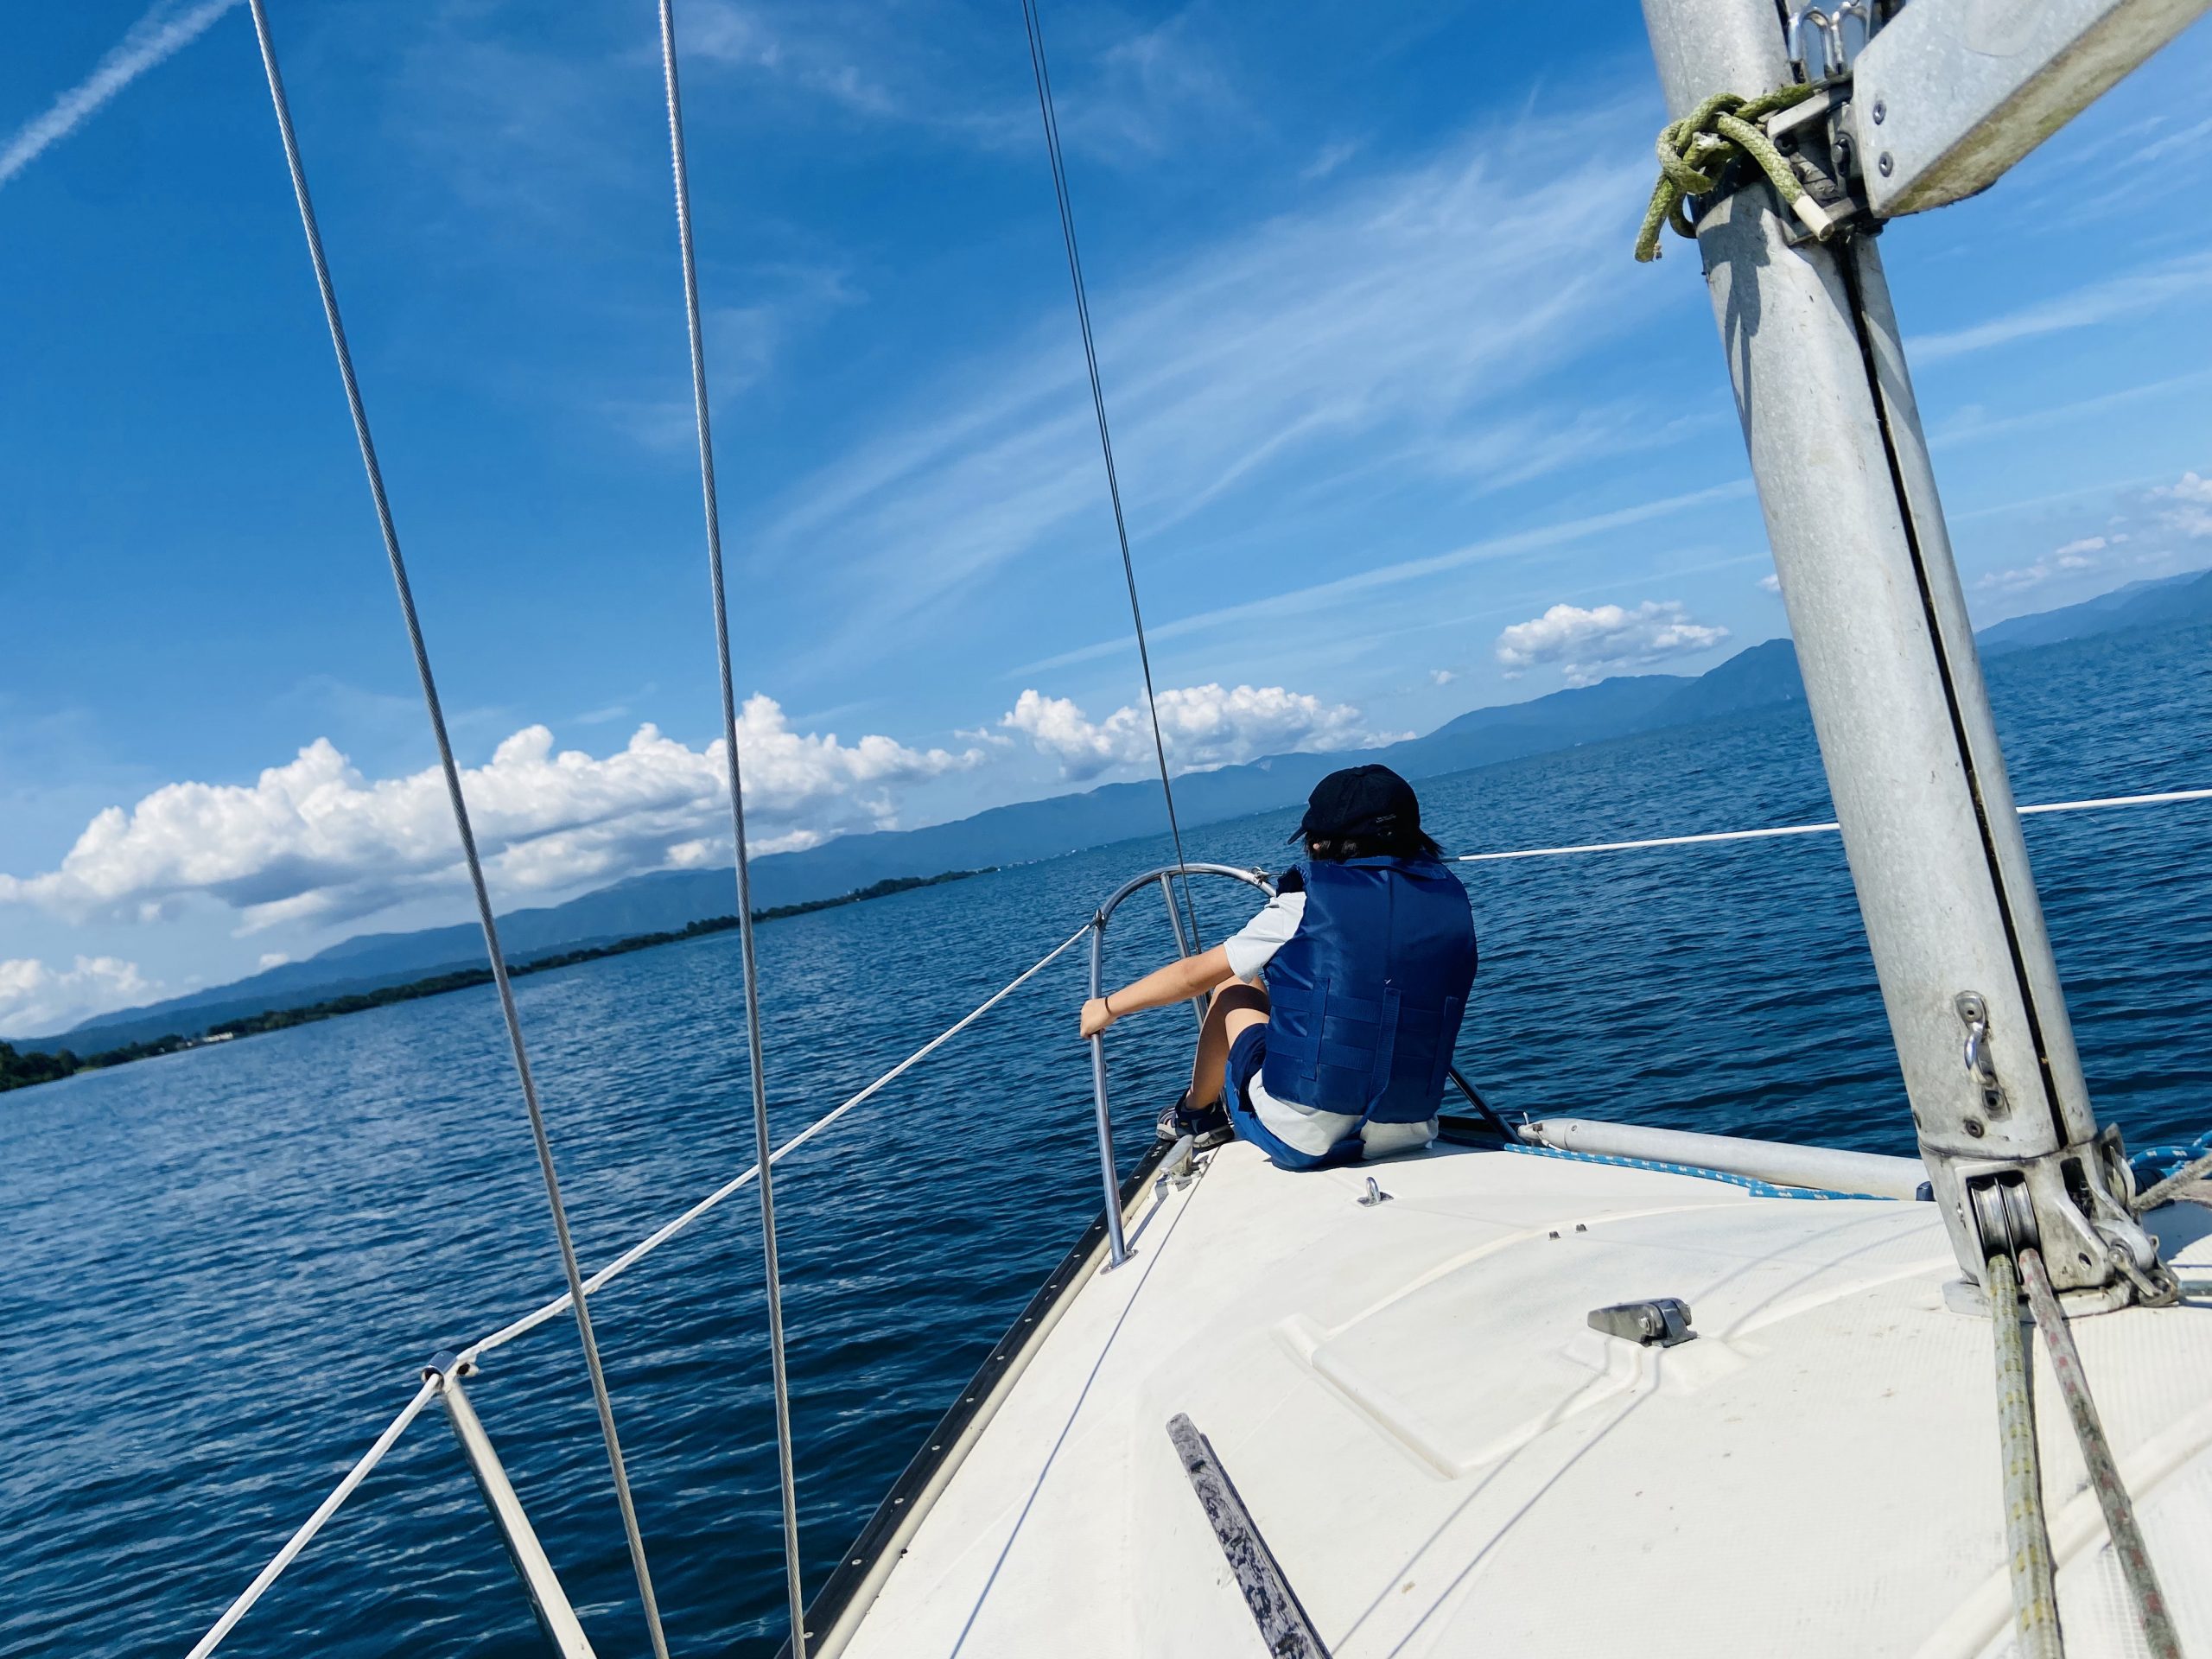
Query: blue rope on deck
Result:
<box><xmin>2132</xmin><ymin>1132</ymin><xmax>2212</xmax><ymax>1190</ymax></box>
<box><xmin>1497</xmin><ymin>1138</ymin><xmax>1888</xmax><ymax>1202</ymax></box>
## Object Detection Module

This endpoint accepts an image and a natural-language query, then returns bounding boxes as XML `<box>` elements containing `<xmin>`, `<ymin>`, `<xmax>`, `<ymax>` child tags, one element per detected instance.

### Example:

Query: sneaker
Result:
<box><xmin>1156</xmin><ymin>1094</ymin><xmax>1232</xmax><ymax>1150</ymax></box>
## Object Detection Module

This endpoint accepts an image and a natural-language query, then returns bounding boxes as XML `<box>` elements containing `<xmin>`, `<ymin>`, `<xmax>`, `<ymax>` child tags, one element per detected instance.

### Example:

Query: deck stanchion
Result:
<box><xmin>1157</xmin><ymin>872</ymin><xmax>1210</xmax><ymax>1033</ymax></box>
<box><xmin>1087</xmin><ymin>865</ymin><xmax>1274</xmax><ymax>1269</ymax></box>
<box><xmin>1090</xmin><ymin>919</ymin><xmax>1132</xmax><ymax>1268</ymax></box>
<box><xmin>427</xmin><ymin>1357</ymin><xmax>599</xmax><ymax>1659</ymax></box>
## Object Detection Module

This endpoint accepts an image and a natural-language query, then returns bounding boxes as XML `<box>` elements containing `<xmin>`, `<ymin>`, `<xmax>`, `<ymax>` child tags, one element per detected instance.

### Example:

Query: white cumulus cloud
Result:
<box><xmin>0</xmin><ymin>702</ymin><xmax>978</xmax><ymax>932</ymax></box>
<box><xmin>1001</xmin><ymin>683</ymin><xmax>1393</xmax><ymax>781</ymax></box>
<box><xmin>2156</xmin><ymin>470</ymin><xmax>2212</xmax><ymax>539</ymax></box>
<box><xmin>1495</xmin><ymin>601</ymin><xmax>1729</xmax><ymax>686</ymax></box>
<box><xmin>0</xmin><ymin>957</ymin><xmax>155</xmax><ymax>1038</ymax></box>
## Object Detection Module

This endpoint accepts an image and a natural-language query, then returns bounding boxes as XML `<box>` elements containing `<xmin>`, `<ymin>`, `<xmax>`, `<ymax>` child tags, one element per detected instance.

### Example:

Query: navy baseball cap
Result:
<box><xmin>1290</xmin><ymin>765</ymin><xmax>1421</xmax><ymax>843</ymax></box>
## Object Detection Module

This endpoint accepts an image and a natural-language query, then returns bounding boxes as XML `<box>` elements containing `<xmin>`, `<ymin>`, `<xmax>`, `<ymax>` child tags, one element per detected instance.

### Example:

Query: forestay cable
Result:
<box><xmin>244</xmin><ymin>7</ymin><xmax>671</xmax><ymax>1655</ymax></box>
<box><xmin>657</xmin><ymin>4</ymin><xmax>806</xmax><ymax>1650</ymax></box>
<box><xmin>1018</xmin><ymin>0</ymin><xmax>1204</xmax><ymax>951</ymax></box>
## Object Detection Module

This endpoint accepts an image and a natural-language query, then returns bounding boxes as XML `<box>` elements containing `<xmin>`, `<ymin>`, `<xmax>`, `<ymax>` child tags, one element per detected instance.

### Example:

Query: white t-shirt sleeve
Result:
<box><xmin>1223</xmin><ymin>890</ymin><xmax>1306</xmax><ymax>982</ymax></box>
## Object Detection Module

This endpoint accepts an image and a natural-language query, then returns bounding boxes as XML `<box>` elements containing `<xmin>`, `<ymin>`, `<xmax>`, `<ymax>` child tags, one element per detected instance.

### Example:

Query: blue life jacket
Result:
<box><xmin>1261</xmin><ymin>855</ymin><xmax>1478</xmax><ymax>1128</ymax></box>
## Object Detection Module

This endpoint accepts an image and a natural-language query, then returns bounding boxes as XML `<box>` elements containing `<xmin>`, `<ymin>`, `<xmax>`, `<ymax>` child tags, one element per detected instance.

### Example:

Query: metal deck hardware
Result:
<box><xmin>1587</xmin><ymin>1299</ymin><xmax>1698</xmax><ymax>1348</ymax></box>
<box><xmin>1955</xmin><ymin>991</ymin><xmax>2012</xmax><ymax>1128</ymax></box>
<box><xmin>1154</xmin><ymin>1133</ymin><xmax>1198</xmax><ymax>1200</ymax></box>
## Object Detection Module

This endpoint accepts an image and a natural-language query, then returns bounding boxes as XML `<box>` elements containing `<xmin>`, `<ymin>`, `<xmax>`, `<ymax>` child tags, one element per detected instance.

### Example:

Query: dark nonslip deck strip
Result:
<box><xmin>1166</xmin><ymin>1413</ymin><xmax>1331</xmax><ymax>1659</ymax></box>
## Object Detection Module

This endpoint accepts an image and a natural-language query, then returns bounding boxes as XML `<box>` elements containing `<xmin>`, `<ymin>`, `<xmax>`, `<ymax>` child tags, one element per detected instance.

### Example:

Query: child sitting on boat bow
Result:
<box><xmin>1078</xmin><ymin>766</ymin><xmax>1478</xmax><ymax>1169</ymax></box>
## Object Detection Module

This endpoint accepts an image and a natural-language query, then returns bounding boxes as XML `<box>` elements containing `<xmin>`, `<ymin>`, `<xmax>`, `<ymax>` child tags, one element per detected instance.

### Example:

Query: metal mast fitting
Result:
<box><xmin>1639</xmin><ymin>0</ymin><xmax>2169</xmax><ymax>1303</ymax></box>
<box><xmin>1846</xmin><ymin>0</ymin><xmax>2211</xmax><ymax>218</ymax></box>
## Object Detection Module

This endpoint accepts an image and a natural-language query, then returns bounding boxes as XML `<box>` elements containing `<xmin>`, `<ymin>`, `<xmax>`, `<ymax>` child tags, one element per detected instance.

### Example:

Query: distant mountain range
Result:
<box><xmin>1976</xmin><ymin>569</ymin><xmax>2212</xmax><ymax>654</ymax></box>
<box><xmin>22</xmin><ymin>565</ymin><xmax>2209</xmax><ymax>1054</ymax></box>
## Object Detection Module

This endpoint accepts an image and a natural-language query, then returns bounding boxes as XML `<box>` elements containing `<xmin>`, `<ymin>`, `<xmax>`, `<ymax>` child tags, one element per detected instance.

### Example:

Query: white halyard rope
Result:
<box><xmin>1452</xmin><ymin>786</ymin><xmax>2212</xmax><ymax>864</ymax></box>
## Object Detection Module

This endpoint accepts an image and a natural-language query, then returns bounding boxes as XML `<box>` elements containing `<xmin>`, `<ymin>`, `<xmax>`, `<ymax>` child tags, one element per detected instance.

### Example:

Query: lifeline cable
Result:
<box><xmin>184</xmin><ymin>1379</ymin><xmax>438</xmax><ymax>1658</ymax></box>
<box><xmin>1018</xmin><ymin>0</ymin><xmax>1205</xmax><ymax>952</ymax></box>
<box><xmin>658</xmin><ymin>3</ymin><xmax>806</xmax><ymax>1647</ymax></box>
<box><xmin>244</xmin><ymin>6</ymin><xmax>671</xmax><ymax>1655</ymax></box>
<box><xmin>185</xmin><ymin>925</ymin><xmax>1093</xmax><ymax>1654</ymax></box>
<box><xmin>1451</xmin><ymin>785</ymin><xmax>2212</xmax><ymax>865</ymax></box>
<box><xmin>465</xmin><ymin>923</ymin><xmax>1093</xmax><ymax>1362</ymax></box>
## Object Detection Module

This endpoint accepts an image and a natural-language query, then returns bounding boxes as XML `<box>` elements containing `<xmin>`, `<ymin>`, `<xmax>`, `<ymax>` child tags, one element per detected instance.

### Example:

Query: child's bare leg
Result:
<box><xmin>1187</xmin><ymin>980</ymin><xmax>1270</xmax><ymax>1109</ymax></box>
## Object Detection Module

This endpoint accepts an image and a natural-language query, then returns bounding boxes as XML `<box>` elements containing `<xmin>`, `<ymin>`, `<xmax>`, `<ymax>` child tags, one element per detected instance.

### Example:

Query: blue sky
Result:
<box><xmin>3</xmin><ymin>0</ymin><xmax>2209</xmax><ymax>1033</ymax></box>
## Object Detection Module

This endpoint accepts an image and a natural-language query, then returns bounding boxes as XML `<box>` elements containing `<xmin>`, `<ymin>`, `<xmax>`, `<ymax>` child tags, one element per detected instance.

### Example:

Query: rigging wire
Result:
<box><xmin>657</xmin><ymin>4</ymin><xmax>807</xmax><ymax>1651</ymax></box>
<box><xmin>241</xmin><ymin>6</ymin><xmax>673</xmax><ymax>1656</ymax></box>
<box><xmin>1017</xmin><ymin>0</ymin><xmax>1205</xmax><ymax>951</ymax></box>
<box><xmin>467</xmin><ymin>923</ymin><xmax>1092</xmax><ymax>1363</ymax></box>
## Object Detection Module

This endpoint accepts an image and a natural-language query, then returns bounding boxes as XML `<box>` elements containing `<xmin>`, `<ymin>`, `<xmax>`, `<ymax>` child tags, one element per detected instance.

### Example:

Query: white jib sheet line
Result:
<box><xmin>1452</xmin><ymin>786</ymin><xmax>2212</xmax><ymax>865</ymax></box>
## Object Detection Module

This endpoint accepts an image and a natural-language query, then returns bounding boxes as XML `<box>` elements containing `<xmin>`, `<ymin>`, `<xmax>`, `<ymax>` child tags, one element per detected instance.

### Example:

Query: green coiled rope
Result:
<box><xmin>1635</xmin><ymin>83</ymin><xmax>1829</xmax><ymax>262</ymax></box>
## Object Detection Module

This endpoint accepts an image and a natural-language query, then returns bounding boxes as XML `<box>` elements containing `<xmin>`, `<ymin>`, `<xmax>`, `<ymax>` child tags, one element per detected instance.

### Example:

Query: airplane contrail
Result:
<box><xmin>0</xmin><ymin>0</ymin><xmax>244</xmax><ymax>191</ymax></box>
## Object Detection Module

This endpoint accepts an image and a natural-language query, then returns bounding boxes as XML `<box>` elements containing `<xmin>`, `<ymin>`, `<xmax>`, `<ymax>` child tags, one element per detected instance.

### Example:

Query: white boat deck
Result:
<box><xmin>839</xmin><ymin>1137</ymin><xmax>2212</xmax><ymax>1658</ymax></box>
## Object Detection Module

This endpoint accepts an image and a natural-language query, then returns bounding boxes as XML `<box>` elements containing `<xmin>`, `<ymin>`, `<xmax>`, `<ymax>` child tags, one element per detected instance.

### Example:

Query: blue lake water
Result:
<box><xmin>3</xmin><ymin>623</ymin><xmax>2209</xmax><ymax>1657</ymax></box>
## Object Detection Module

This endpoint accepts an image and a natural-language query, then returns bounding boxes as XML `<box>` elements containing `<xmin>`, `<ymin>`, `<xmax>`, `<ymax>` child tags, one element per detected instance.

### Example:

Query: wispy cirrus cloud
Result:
<box><xmin>1910</xmin><ymin>249</ymin><xmax>2212</xmax><ymax>364</ymax></box>
<box><xmin>1930</xmin><ymin>366</ymin><xmax>2212</xmax><ymax>453</ymax></box>
<box><xmin>759</xmin><ymin>98</ymin><xmax>1679</xmax><ymax>666</ymax></box>
<box><xmin>0</xmin><ymin>0</ymin><xmax>241</xmax><ymax>191</ymax></box>
<box><xmin>676</xmin><ymin>0</ymin><xmax>1243</xmax><ymax>157</ymax></box>
<box><xmin>1009</xmin><ymin>480</ymin><xmax>1752</xmax><ymax>678</ymax></box>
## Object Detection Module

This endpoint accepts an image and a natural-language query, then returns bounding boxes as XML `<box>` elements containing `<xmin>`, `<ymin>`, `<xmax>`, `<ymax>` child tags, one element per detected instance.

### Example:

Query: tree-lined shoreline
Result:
<box><xmin>0</xmin><ymin>868</ymin><xmax>986</xmax><ymax>1096</ymax></box>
